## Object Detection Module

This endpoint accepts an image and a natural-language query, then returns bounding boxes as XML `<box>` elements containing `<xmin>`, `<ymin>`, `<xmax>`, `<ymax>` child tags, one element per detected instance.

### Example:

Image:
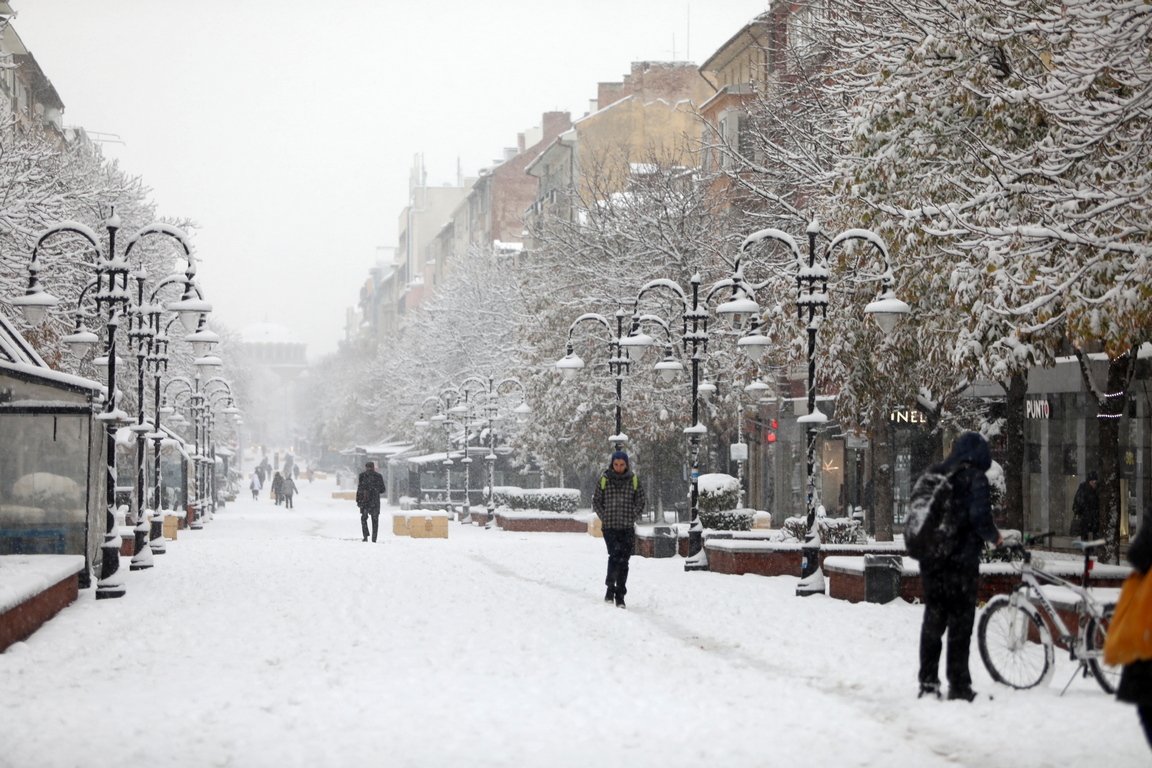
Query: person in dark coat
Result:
<box><xmin>356</xmin><ymin>461</ymin><xmax>387</xmax><ymax>542</ymax></box>
<box><xmin>1117</xmin><ymin>517</ymin><xmax>1152</xmax><ymax>750</ymax></box>
<box><xmin>592</xmin><ymin>450</ymin><xmax>646</xmax><ymax>609</ymax></box>
<box><xmin>1072</xmin><ymin>470</ymin><xmax>1100</xmax><ymax>539</ymax></box>
<box><xmin>270</xmin><ymin>471</ymin><xmax>284</xmax><ymax>506</ymax></box>
<box><xmin>917</xmin><ymin>432</ymin><xmax>1002</xmax><ymax>701</ymax></box>
<box><xmin>281</xmin><ymin>473</ymin><xmax>298</xmax><ymax>509</ymax></box>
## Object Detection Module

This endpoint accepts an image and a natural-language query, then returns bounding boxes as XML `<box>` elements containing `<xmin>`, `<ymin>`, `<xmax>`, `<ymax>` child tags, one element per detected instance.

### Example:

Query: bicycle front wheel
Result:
<box><xmin>978</xmin><ymin>593</ymin><xmax>1055</xmax><ymax>690</ymax></box>
<box><xmin>1085</xmin><ymin>604</ymin><xmax>1120</xmax><ymax>694</ymax></box>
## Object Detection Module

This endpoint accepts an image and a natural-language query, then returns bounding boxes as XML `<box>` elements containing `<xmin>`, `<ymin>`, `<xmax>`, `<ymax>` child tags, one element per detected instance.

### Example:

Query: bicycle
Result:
<box><xmin>976</xmin><ymin>532</ymin><xmax>1120</xmax><ymax>694</ymax></box>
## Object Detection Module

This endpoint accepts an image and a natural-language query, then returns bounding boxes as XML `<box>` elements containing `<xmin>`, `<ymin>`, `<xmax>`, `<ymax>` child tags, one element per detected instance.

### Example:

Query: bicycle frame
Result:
<box><xmin>1008</xmin><ymin>537</ymin><xmax>1108</xmax><ymax>659</ymax></box>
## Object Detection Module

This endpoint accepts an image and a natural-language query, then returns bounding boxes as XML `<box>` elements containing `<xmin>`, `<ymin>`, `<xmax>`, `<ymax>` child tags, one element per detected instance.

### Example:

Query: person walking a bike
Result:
<box><xmin>915</xmin><ymin>432</ymin><xmax>1002</xmax><ymax>701</ymax></box>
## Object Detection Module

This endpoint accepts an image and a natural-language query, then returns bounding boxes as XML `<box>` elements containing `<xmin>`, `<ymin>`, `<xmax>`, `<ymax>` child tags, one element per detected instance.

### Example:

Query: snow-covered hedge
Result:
<box><xmin>780</xmin><ymin>515</ymin><xmax>865</xmax><ymax>544</ymax></box>
<box><xmin>697</xmin><ymin>473</ymin><xmax>739</xmax><ymax>513</ymax></box>
<box><xmin>700</xmin><ymin>508</ymin><xmax>754</xmax><ymax>531</ymax></box>
<box><xmin>490</xmin><ymin>486</ymin><xmax>580</xmax><ymax>514</ymax></box>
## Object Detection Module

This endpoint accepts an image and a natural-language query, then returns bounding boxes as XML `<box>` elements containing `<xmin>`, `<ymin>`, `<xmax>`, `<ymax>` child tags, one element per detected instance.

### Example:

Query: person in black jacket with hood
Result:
<box><xmin>917</xmin><ymin>431</ymin><xmax>1002</xmax><ymax>701</ymax></box>
<box><xmin>593</xmin><ymin>450</ymin><xmax>646</xmax><ymax>609</ymax></box>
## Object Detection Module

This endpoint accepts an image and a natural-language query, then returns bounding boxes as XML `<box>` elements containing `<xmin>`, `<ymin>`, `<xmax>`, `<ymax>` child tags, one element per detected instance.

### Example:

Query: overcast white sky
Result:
<box><xmin>13</xmin><ymin>1</ymin><xmax>762</xmax><ymax>358</ymax></box>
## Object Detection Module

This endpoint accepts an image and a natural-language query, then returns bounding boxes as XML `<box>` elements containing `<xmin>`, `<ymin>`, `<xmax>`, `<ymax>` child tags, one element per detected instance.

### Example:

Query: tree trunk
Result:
<box><xmin>1003</xmin><ymin>371</ymin><xmax>1027</xmax><ymax>533</ymax></box>
<box><xmin>1077</xmin><ymin>351</ymin><xmax>1133</xmax><ymax>565</ymax></box>
<box><xmin>872</xmin><ymin>401</ymin><xmax>894</xmax><ymax>542</ymax></box>
<box><xmin>1097</xmin><ymin>357</ymin><xmax>1130</xmax><ymax>564</ymax></box>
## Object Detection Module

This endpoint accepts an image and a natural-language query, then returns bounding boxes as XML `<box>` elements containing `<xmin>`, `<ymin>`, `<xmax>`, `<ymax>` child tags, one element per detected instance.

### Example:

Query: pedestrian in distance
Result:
<box><xmin>910</xmin><ymin>431</ymin><xmax>1002</xmax><ymax>702</ymax></box>
<box><xmin>249</xmin><ymin>471</ymin><xmax>262</xmax><ymax>501</ymax></box>
<box><xmin>1071</xmin><ymin>470</ymin><xmax>1100</xmax><ymax>539</ymax></box>
<box><xmin>306</xmin><ymin>467</ymin><xmax>314</xmax><ymax>484</ymax></box>
<box><xmin>592</xmin><ymin>450</ymin><xmax>646</xmax><ymax>609</ymax></box>
<box><xmin>271</xmin><ymin>471</ymin><xmax>284</xmax><ymax>506</ymax></box>
<box><xmin>281</xmin><ymin>473</ymin><xmax>298</xmax><ymax>509</ymax></box>
<box><xmin>356</xmin><ymin>461</ymin><xmax>387</xmax><ymax>542</ymax></box>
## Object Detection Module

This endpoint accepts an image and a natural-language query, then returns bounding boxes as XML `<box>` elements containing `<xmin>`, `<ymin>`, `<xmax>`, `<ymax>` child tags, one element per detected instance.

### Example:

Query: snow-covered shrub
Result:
<box><xmin>522</xmin><ymin>488</ymin><xmax>580</xmax><ymax>513</ymax></box>
<box><xmin>780</xmin><ymin>516</ymin><xmax>864</xmax><ymax>544</ymax></box>
<box><xmin>697</xmin><ymin>473</ymin><xmax>739</xmax><ymax>513</ymax></box>
<box><xmin>490</xmin><ymin>486</ymin><xmax>580</xmax><ymax>513</ymax></box>
<box><xmin>700</xmin><ymin>508</ymin><xmax>754</xmax><ymax>531</ymax></box>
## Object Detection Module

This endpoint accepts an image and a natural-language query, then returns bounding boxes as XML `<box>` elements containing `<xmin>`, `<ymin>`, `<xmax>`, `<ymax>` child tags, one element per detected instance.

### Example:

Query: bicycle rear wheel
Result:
<box><xmin>1085</xmin><ymin>604</ymin><xmax>1120</xmax><ymax>694</ymax></box>
<box><xmin>978</xmin><ymin>593</ymin><xmax>1055</xmax><ymax>690</ymax></box>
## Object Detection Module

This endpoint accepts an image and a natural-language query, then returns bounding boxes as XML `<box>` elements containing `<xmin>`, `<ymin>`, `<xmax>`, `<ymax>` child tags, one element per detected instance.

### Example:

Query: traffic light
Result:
<box><xmin>766</xmin><ymin>419</ymin><xmax>777</xmax><ymax>443</ymax></box>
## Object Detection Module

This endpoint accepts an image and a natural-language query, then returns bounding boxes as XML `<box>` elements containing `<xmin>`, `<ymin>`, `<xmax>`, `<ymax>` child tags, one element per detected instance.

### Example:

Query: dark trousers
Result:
<box><xmin>919</xmin><ymin>564</ymin><xmax>979</xmax><ymax>690</ymax></box>
<box><xmin>284</xmin><ymin>494</ymin><xmax>293</xmax><ymax>509</ymax></box>
<box><xmin>603</xmin><ymin>527</ymin><xmax>635</xmax><ymax>597</ymax></box>
<box><xmin>361</xmin><ymin>509</ymin><xmax>379</xmax><ymax>541</ymax></box>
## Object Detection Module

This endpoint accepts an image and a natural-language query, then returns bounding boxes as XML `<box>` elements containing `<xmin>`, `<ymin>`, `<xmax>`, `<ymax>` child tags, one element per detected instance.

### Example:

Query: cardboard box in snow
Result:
<box><xmin>588</xmin><ymin>516</ymin><xmax>603</xmax><ymax>538</ymax></box>
<box><xmin>392</xmin><ymin>511</ymin><xmax>448</xmax><ymax>538</ymax></box>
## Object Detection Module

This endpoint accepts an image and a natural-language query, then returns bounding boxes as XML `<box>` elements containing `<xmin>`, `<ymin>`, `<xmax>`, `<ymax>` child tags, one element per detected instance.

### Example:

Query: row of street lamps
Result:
<box><xmin>9</xmin><ymin>210</ymin><xmax>242</xmax><ymax>598</ymax></box>
<box><xmin>414</xmin><ymin>377</ymin><xmax>531</xmax><ymax>524</ymax></box>
<box><xmin>555</xmin><ymin>221</ymin><xmax>909</xmax><ymax>585</ymax></box>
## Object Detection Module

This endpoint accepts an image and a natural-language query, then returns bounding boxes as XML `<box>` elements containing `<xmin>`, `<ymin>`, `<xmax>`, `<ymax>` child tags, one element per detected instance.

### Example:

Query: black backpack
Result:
<box><xmin>904</xmin><ymin>463</ymin><xmax>964</xmax><ymax>561</ymax></box>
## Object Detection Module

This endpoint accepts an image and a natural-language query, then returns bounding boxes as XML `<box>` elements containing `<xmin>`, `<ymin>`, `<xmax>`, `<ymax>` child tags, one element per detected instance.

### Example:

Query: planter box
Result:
<box><xmin>392</xmin><ymin>511</ymin><xmax>449</xmax><ymax>538</ymax></box>
<box><xmin>824</xmin><ymin>555</ymin><xmax>1130</xmax><ymax>604</ymax></box>
<box><xmin>494</xmin><ymin>512</ymin><xmax>593</xmax><ymax>533</ymax></box>
<box><xmin>0</xmin><ymin>555</ymin><xmax>85</xmax><ymax>652</ymax></box>
<box><xmin>706</xmin><ymin>540</ymin><xmax>907</xmax><ymax>579</ymax></box>
<box><xmin>332</xmin><ymin>491</ymin><xmax>357</xmax><ymax>501</ymax></box>
<box><xmin>162</xmin><ymin>515</ymin><xmax>179</xmax><ymax>541</ymax></box>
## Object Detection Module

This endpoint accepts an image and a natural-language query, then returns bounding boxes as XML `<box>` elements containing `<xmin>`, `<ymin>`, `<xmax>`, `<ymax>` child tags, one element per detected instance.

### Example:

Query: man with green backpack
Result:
<box><xmin>593</xmin><ymin>450</ymin><xmax>646</xmax><ymax>609</ymax></box>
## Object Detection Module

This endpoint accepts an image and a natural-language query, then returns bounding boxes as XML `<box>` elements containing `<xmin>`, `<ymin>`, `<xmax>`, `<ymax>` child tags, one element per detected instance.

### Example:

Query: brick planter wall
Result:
<box><xmin>825</xmin><ymin>556</ymin><xmax>1129</xmax><ymax>605</ymax></box>
<box><xmin>494</xmin><ymin>514</ymin><xmax>590</xmax><ymax>533</ymax></box>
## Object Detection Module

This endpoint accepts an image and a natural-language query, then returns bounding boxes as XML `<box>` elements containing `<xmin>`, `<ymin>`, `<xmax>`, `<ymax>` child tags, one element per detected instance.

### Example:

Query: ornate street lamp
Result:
<box><xmin>738</xmin><ymin>221</ymin><xmax>909</xmax><ymax>596</ymax></box>
<box><xmin>556</xmin><ymin>309</ymin><xmax>634</xmax><ymax>450</ymax></box>
<box><xmin>8</xmin><ymin>212</ymin><xmax>196</xmax><ymax>597</ymax></box>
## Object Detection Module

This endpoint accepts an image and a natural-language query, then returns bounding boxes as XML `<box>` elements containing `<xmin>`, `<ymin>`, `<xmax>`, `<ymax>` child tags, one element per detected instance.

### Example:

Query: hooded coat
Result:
<box><xmin>926</xmin><ymin>432</ymin><xmax>1000</xmax><ymax>570</ymax></box>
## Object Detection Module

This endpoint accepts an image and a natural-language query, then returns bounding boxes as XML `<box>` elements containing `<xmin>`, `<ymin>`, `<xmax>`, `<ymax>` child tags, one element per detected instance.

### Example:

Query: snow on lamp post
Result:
<box><xmin>556</xmin><ymin>309</ymin><xmax>635</xmax><ymax>450</ymax></box>
<box><xmin>738</xmin><ymin>221</ymin><xmax>909</xmax><ymax>597</ymax></box>
<box><xmin>629</xmin><ymin>274</ymin><xmax>720</xmax><ymax>569</ymax></box>
<box><xmin>10</xmin><ymin>211</ymin><xmax>139</xmax><ymax>597</ymax></box>
<box><xmin>127</xmin><ymin>241</ymin><xmax>207</xmax><ymax>570</ymax></box>
<box><xmin>476</xmin><ymin>377</ymin><xmax>529</xmax><ymax>527</ymax></box>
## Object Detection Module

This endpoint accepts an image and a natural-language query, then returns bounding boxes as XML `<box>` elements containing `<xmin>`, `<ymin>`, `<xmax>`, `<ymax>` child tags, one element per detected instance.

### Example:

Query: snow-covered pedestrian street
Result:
<box><xmin>1</xmin><ymin>474</ymin><xmax>1146</xmax><ymax>768</ymax></box>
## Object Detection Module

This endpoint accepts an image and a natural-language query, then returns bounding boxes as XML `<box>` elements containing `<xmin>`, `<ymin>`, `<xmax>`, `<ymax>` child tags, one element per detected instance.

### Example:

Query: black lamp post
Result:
<box><xmin>128</xmin><ymin>249</ymin><xmax>209</xmax><ymax>570</ymax></box>
<box><xmin>733</xmin><ymin>222</ymin><xmax>909</xmax><ymax>596</ymax></box>
<box><xmin>624</xmin><ymin>276</ymin><xmax>717</xmax><ymax>569</ymax></box>
<box><xmin>556</xmin><ymin>309</ymin><xmax>634</xmax><ymax>450</ymax></box>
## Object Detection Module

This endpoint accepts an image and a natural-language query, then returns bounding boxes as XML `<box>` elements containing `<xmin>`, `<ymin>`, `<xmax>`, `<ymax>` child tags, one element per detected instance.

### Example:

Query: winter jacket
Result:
<box><xmin>923</xmin><ymin>432</ymin><xmax>1000</xmax><ymax>571</ymax></box>
<box><xmin>1118</xmin><ymin>520</ymin><xmax>1152</xmax><ymax>705</ymax></box>
<box><xmin>356</xmin><ymin>469</ymin><xmax>387</xmax><ymax>513</ymax></box>
<box><xmin>593</xmin><ymin>466</ymin><xmax>646</xmax><ymax>529</ymax></box>
<box><xmin>271</xmin><ymin>474</ymin><xmax>284</xmax><ymax>495</ymax></box>
<box><xmin>282</xmin><ymin>477</ymin><xmax>297</xmax><ymax>497</ymax></box>
<box><xmin>249</xmin><ymin>475</ymin><xmax>262</xmax><ymax>491</ymax></box>
<box><xmin>1072</xmin><ymin>480</ymin><xmax>1100</xmax><ymax>536</ymax></box>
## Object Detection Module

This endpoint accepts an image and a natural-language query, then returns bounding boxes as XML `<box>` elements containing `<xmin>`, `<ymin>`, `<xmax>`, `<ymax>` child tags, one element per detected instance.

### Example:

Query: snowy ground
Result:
<box><xmin>0</xmin><ymin>469</ymin><xmax>1147</xmax><ymax>768</ymax></box>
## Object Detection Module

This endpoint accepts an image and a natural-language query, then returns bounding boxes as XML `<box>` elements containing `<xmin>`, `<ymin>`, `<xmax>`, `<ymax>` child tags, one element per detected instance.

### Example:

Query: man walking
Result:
<box><xmin>593</xmin><ymin>450</ymin><xmax>646</xmax><ymax>609</ymax></box>
<box><xmin>915</xmin><ymin>432</ymin><xmax>1002</xmax><ymax>701</ymax></box>
<box><xmin>356</xmin><ymin>461</ymin><xmax>387</xmax><ymax>542</ymax></box>
<box><xmin>1072</xmin><ymin>470</ymin><xmax>1100</xmax><ymax>540</ymax></box>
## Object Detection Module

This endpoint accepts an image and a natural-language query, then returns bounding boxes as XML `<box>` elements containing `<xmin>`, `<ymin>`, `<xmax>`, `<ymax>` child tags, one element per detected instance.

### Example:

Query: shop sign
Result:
<box><xmin>889</xmin><ymin>408</ymin><xmax>927</xmax><ymax>424</ymax></box>
<box><xmin>1026</xmin><ymin>399</ymin><xmax>1051</xmax><ymax>419</ymax></box>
